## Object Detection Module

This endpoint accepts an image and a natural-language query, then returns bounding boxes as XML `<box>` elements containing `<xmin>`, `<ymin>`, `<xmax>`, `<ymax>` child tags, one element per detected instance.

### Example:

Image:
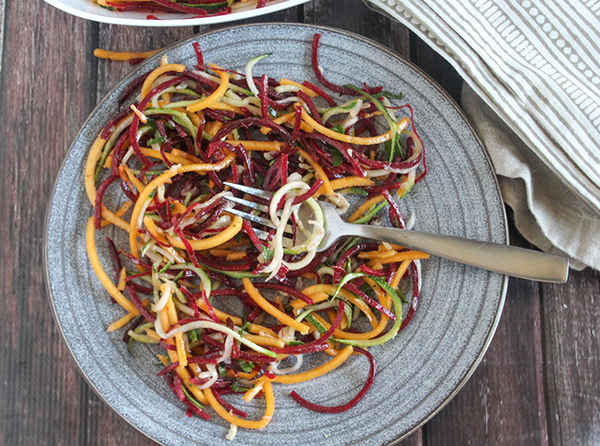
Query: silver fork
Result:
<box><xmin>223</xmin><ymin>182</ymin><xmax>569</xmax><ymax>283</ymax></box>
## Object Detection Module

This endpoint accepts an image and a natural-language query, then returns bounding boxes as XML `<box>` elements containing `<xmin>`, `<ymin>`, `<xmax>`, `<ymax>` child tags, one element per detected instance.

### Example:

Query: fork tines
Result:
<box><xmin>224</xmin><ymin>182</ymin><xmax>273</xmax><ymax>199</ymax></box>
<box><xmin>223</xmin><ymin>182</ymin><xmax>294</xmax><ymax>247</ymax></box>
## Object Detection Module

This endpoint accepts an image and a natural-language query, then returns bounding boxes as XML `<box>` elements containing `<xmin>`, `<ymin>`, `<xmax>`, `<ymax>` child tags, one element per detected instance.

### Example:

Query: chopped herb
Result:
<box><xmin>237</xmin><ymin>360</ymin><xmax>254</xmax><ymax>373</ymax></box>
<box><xmin>188</xmin><ymin>329</ymin><xmax>203</xmax><ymax>343</ymax></box>
<box><xmin>331</xmin><ymin>148</ymin><xmax>344</xmax><ymax>167</ymax></box>
<box><xmin>262</xmin><ymin>245</ymin><xmax>274</xmax><ymax>262</ymax></box>
<box><xmin>147</xmin><ymin>136</ymin><xmax>166</xmax><ymax>145</ymax></box>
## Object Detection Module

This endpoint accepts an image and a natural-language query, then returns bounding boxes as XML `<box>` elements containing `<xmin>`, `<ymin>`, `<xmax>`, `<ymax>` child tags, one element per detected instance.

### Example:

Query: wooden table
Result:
<box><xmin>1</xmin><ymin>0</ymin><xmax>598</xmax><ymax>444</ymax></box>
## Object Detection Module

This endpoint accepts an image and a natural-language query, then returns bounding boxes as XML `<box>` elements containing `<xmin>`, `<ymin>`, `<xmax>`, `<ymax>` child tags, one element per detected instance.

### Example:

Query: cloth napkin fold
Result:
<box><xmin>364</xmin><ymin>0</ymin><xmax>600</xmax><ymax>270</ymax></box>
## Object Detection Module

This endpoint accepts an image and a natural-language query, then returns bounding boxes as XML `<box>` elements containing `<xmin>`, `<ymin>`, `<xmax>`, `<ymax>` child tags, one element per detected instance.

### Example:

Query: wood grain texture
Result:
<box><xmin>541</xmin><ymin>268</ymin><xmax>600</xmax><ymax>446</ymax></box>
<box><xmin>96</xmin><ymin>25</ymin><xmax>194</xmax><ymax>99</ymax></box>
<box><xmin>0</xmin><ymin>2</ymin><xmax>96</xmax><ymax>445</ymax></box>
<box><xmin>424</xmin><ymin>277</ymin><xmax>549</xmax><ymax>446</ymax></box>
<box><xmin>411</xmin><ymin>38</ymin><xmax>463</xmax><ymax>105</ymax></box>
<box><xmin>1</xmin><ymin>1</ymin><xmax>599</xmax><ymax>445</ymax></box>
<box><xmin>304</xmin><ymin>0</ymin><xmax>410</xmax><ymax>57</ymax></box>
<box><xmin>75</xmin><ymin>22</ymin><xmax>200</xmax><ymax>446</ymax></box>
<box><xmin>0</xmin><ymin>0</ymin><xmax>5</xmax><ymax>79</ymax></box>
<box><xmin>422</xmin><ymin>211</ymin><xmax>549</xmax><ymax>445</ymax></box>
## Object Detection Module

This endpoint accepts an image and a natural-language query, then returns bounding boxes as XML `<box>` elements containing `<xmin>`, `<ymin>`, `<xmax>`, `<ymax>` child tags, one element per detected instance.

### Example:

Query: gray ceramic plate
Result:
<box><xmin>45</xmin><ymin>24</ymin><xmax>508</xmax><ymax>446</ymax></box>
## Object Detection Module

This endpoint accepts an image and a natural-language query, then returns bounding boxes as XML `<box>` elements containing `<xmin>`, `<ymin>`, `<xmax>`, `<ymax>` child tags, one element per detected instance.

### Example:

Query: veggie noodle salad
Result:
<box><xmin>92</xmin><ymin>0</ymin><xmax>270</xmax><ymax>18</ymax></box>
<box><xmin>85</xmin><ymin>34</ymin><xmax>428</xmax><ymax>437</ymax></box>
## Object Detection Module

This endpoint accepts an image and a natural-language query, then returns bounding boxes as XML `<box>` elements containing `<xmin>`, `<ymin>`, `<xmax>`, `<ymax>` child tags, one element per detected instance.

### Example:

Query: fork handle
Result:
<box><xmin>344</xmin><ymin>223</ymin><xmax>569</xmax><ymax>283</ymax></box>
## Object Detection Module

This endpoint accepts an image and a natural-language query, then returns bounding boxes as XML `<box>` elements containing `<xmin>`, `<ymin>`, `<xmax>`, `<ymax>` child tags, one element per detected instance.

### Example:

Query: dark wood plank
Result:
<box><xmin>412</xmin><ymin>39</ymin><xmax>463</xmax><ymax>105</ymax></box>
<box><xmin>304</xmin><ymin>0</ymin><xmax>410</xmax><ymax>57</ymax></box>
<box><xmin>0</xmin><ymin>3</ymin><xmax>98</xmax><ymax>446</ymax></box>
<box><xmin>541</xmin><ymin>268</ymin><xmax>600</xmax><ymax>446</ymax></box>
<box><xmin>423</xmin><ymin>211</ymin><xmax>549</xmax><ymax>445</ymax></box>
<box><xmin>85</xmin><ymin>20</ymin><xmax>198</xmax><ymax>446</ymax></box>
<box><xmin>425</xmin><ymin>277</ymin><xmax>549</xmax><ymax>446</ymax></box>
<box><xmin>96</xmin><ymin>25</ymin><xmax>195</xmax><ymax>99</ymax></box>
<box><xmin>0</xmin><ymin>0</ymin><xmax>5</xmax><ymax>78</ymax></box>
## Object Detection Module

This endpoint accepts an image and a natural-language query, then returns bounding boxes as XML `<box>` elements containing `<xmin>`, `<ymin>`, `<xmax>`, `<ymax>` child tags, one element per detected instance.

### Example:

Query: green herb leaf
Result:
<box><xmin>188</xmin><ymin>328</ymin><xmax>202</xmax><ymax>343</ymax></box>
<box><xmin>331</xmin><ymin>148</ymin><xmax>344</xmax><ymax>167</ymax></box>
<box><xmin>237</xmin><ymin>360</ymin><xmax>255</xmax><ymax>373</ymax></box>
<box><xmin>331</xmin><ymin>124</ymin><xmax>345</xmax><ymax>134</ymax></box>
<box><xmin>262</xmin><ymin>245</ymin><xmax>274</xmax><ymax>262</ymax></box>
<box><xmin>147</xmin><ymin>136</ymin><xmax>166</xmax><ymax>145</ymax></box>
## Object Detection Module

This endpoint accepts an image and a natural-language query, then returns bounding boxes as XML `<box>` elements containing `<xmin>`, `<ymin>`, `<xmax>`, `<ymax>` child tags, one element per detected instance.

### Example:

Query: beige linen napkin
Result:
<box><xmin>364</xmin><ymin>0</ymin><xmax>600</xmax><ymax>270</ymax></box>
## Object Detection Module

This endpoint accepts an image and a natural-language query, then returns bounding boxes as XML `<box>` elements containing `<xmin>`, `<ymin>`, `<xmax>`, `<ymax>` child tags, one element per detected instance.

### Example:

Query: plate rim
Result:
<box><xmin>43</xmin><ymin>0</ymin><xmax>311</xmax><ymax>27</ymax></box>
<box><xmin>44</xmin><ymin>22</ymin><xmax>509</xmax><ymax>446</ymax></box>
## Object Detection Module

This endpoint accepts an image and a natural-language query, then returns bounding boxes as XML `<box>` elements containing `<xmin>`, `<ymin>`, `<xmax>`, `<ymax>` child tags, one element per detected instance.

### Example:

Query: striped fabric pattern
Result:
<box><xmin>364</xmin><ymin>0</ymin><xmax>600</xmax><ymax>215</ymax></box>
